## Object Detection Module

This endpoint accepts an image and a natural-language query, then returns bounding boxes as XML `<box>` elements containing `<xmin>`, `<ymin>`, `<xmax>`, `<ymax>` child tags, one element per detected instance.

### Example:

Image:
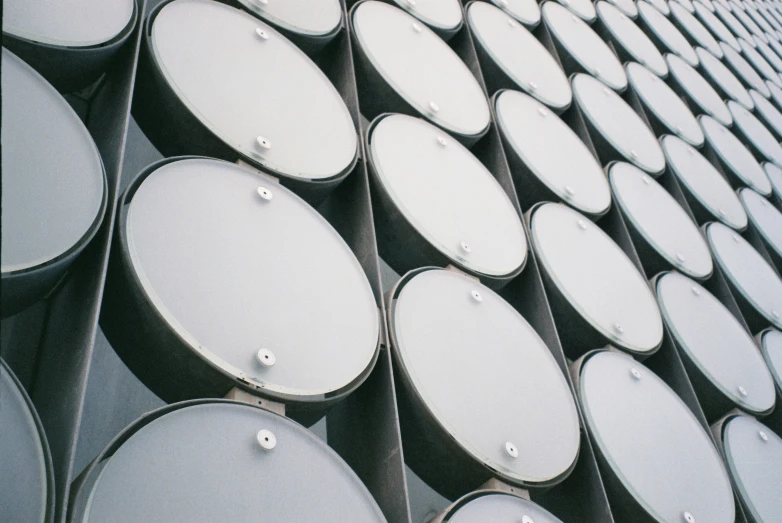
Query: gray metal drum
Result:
<box><xmin>391</xmin><ymin>0</ymin><xmax>464</xmax><ymax>38</ymax></box>
<box><xmin>596</xmin><ymin>2</ymin><xmax>668</xmax><ymax>78</ymax></box>
<box><xmin>760</xmin><ymin>328</ymin><xmax>782</xmax><ymax>392</ymax></box>
<box><xmin>740</xmin><ymin>187</ymin><xmax>782</xmax><ymax>258</ymax></box>
<box><xmin>696</xmin><ymin>46</ymin><xmax>755</xmax><ymax>109</ymax></box>
<box><xmin>432</xmin><ymin>491</ymin><xmax>565</xmax><ymax>523</ymax></box>
<box><xmin>665</xmin><ymin>52</ymin><xmax>733</xmax><ymax>126</ymax></box>
<box><xmin>490</xmin><ymin>0</ymin><xmax>542</xmax><ymax>27</ymax></box>
<box><xmin>231</xmin><ymin>0</ymin><xmax>343</xmax><ymax>48</ymax></box>
<box><xmin>670</xmin><ymin>1</ymin><xmax>725</xmax><ymax>57</ymax></box>
<box><xmin>637</xmin><ymin>1</ymin><xmax>700</xmax><ymax>67</ymax></box>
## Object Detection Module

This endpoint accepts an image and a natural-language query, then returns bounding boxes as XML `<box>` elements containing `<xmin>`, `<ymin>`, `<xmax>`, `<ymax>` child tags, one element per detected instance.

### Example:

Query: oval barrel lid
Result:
<box><xmin>728</xmin><ymin>100</ymin><xmax>782</xmax><ymax>167</ymax></box>
<box><xmin>368</xmin><ymin>114</ymin><xmax>528</xmax><ymax>278</ymax></box>
<box><xmin>1</xmin><ymin>49</ymin><xmax>106</xmax><ymax>276</ymax></box>
<box><xmin>149</xmin><ymin>0</ymin><xmax>356</xmax><ymax>182</ymax></box>
<box><xmin>495</xmin><ymin>90</ymin><xmax>611</xmax><ymax>215</ymax></box>
<box><xmin>607</xmin><ymin>0</ymin><xmax>639</xmax><ymax>18</ymax></box>
<box><xmin>609</xmin><ymin>163</ymin><xmax>713</xmax><ymax>278</ymax></box>
<box><xmin>578</xmin><ymin>350</ymin><xmax>735</xmax><ymax>523</ymax></box>
<box><xmin>234</xmin><ymin>0</ymin><xmax>342</xmax><ymax>37</ymax></box>
<box><xmin>706</xmin><ymin>221</ymin><xmax>782</xmax><ymax>329</ymax></box>
<box><xmin>391</xmin><ymin>0</ymin><xmax>463</xmax><ymax>32</ymax></box>
<box><xmin>700</xmin><ymin>115</ymin><xmax>772</xmax><ymax>195</ymax></box>
<box><xmin>530</xmin><ymin>203</ymin><xmax>664</xmax><ymax>354</ymax></box>
<box><xmin>0</xmin><ymin>361</ymin><xmax>52</xmax><ymax>523</ymax></box>
<box><xmin>739</xmin><ymin>37</ymin><xmax>782</xmax><ymax>87</ymax></box>
<box><xmin>740</xmin><ymin>187</ymin><xmax>782</xmax><ymax>257</ymax></box>
<box><xmin>761</xmin><ymin>329</ymin><xmax>782</xmax><ymax>390</ymax></box>
<box><xmin>597</xmin><ymin>2</ymin><xmax>668</xmax><ymax>77</ymax></box>
<box><xmin>729</xmin><ymin>1</ymin><xmax>768</xmax><ymax>38</ymax></box>
<box><xmin>491</xmin><ymin>0</ymin><xmax>542</xmax><ymax>26</ymax></box>
<box><xmin>468</xmin><ymin>2</ymin><xmax>572</xmax><ymax>110</ymax></box>
<box><xmin>656</xmin><ymin>272</ymin><xmax>776</xmax><ymax>413</ymax></box>
<box><xmin>554</xmin><ymin>0</ymin><xmax>596</xmax><ymax>22</ymax></box>
<box><xmin>2</xmin><ymin>0</ymin><xmax>133</xmax><ymax>47</ymax></box>
<box><xmin>352</xmin><ymin>1</ymin><xmax>490</xmax><ymax>138</ymax></box>
<box><xmin>749</xmin><ymin>89</ymin><xmax>782</xmax><ymax>136</ymax></box>
<box><xmin>671</xmin><ymin>1</ymin><xmax>725</xmax><ymax>58</ymax></box>
<box><xmin>626</xmin><ymin>62</ymin><xmax>703</xmax><ymax>145</ymax></box>
<box><xmin>696</xmin><ymin>46</ymin><xmax>755</xmax><ymax>109</ymax></box>
<box><xmin>123</xmin><ymin>158</ymin><xmax>379</xmax><ymax>399</ymax></box>
<box><xmin>715</xmin><ymin>1</ymin><xmax>757</xmax><ymax>41</ymax></box>
<box><xmin>77</xmin><ymin>402</ymin><xmax>387</xmax><ymax>522</ymax></box>
<box><xmin>752</xmin><ymin>35</ymin><xmax>782</xmax><ymax>73</ymax></box>
<box><xmin>542</xmin><ymin>2</ymin><xmax>627</xmax><ymax>91</ymax></box>
<box><xmin>389</xmin><ymin>269</ymin><xmax>581</xmax><ymax>486</ymax></box>
<box><xmin>722</xmin><ymin>416</ymin><xmax>782</xmax><ymax>522</ymax></box>
<box><xmin>675</xmin><ymin>0</ymin><xmax>697</xmax><ymax>14</ymax></box>
<box><xmin>638</xmin><ymin>1</ymin><xmax>700</xmax><ymax>66</ymax></box>
<box><xmin>440</xmin><ymin>492</ymin><xmax>565</xmax><ymax>523</ymax></box>
<box><xmin>694</xmin><ymin>0</ymin><xmax>742</xmax><ymax>50</ymax></box>
<box><xmin>662</xmin><ymin>135</ymin><xmax>748</xmax><ymax>229</ymax></box>
<box><xmin>572</xmin><ymin>73</ymin><xmax>665</xmax><ymax>174</ymax></box>
<box><xmin>763</xmin><ymin>160</ymin><xmax>782</xmax><ymax>199</ymax></box>
<box><xmin>666</xmin><ymin>53</ymin><xmax>733</xmax><ymax>126</ymax></box>
<box><xmin>720</xmin><ymin>41</ymin><xmax>772</xmax><ymax>96</ymax></box>
<box><xmin>647</xmin><ymin>0</ymin><xmax>672</xmax><ymax>15</ymax></box>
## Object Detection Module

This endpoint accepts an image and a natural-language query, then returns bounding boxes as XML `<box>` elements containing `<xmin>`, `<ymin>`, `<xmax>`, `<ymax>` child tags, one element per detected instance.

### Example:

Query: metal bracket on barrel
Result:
<box><xmin>224</xmin><ymin>387</ymin><xmax>286</xmax><ymax>417</ymax></box>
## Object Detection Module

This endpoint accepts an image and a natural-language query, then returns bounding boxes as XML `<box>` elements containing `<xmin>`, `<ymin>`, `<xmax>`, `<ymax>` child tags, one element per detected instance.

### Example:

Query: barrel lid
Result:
<box><xmin>671</xmin><ymin>1</ymin><xmax>725</xmax><ymax>57</ymax></box>
<box><xmin>578</xmin><ymin>350</ymin><xmax>735</xmax><ymax>523</ymax></box>
<box><xmin>530</xmin><ymin>203</ymin><xmax>664</xmax><ymax>354</ymax></box>
<box><xmin>715</xmin><ymin>1</ymin><xmax>757</xmax><ymax>41</ymax></box>
<box><xmin>491</xmin><ymin>0</ymin><xmax>541</xmax><ymax>26</ymax></box>
<box><xmin>554</xmin><ymin>0</ymin><xmax>596</xmax><ymax>22</ymax></box>
<box><xmin>739</xmin><ymin>37</ymin><xmax>782</xmax><ymax>87</ymax></box>
<box><xmin>752</xmin><ymin>35</ymin><xmax>782</xmax><ymax>73</ymax></box>
<box><xmin>389</xmin><ymin>268</ymin><xmax>581</xmax><ymax>486</ymax></box>
<box><xmin>763</xmin><ymin>160</ymin><xmax>782</xmax><ymax>199</ymax></box>
<box><xmin>443</xmin><ymin>492</ymin><xmax>565</xmax><ymax>523</ymax></box>
<box><xmin>495</xmin><ymin>90</ymin><xmax>611</xmax><ymax>215</ymax></box>
<box><xmin>728</xmin><ymin>99</ymin><xmax>782</xmax><ymax>167</ymax></box>
<box><xmin>694</xmin><ymin>0</ymin><xmax>742</xmax><ymax>51</ymax></box>
<box><xmin>740</xmin><ymin>187</ymin><xmax>782</xmax><ymax>257</ymax></box>
<box><xmin>761</xmin><ymin>329</ymin><xmax>782</xmax><ymax>391</ymax></box>
<box><xmin>656</xmin><ymin>272</ymin><xmax>776</xmax><ymax>413</ymax></box>
<box><xmin>234</xmin><ymin>0</ymin><xmax>342</xmax><ymax>37</ymax></box>
<box><xmin>696</xmin><ymin>46</ymin><xmax>754</xmax><ymax>108</ymax></box>
<box><xmin>720</xmin><ymin>41</ymin><xmax>772</xmax><ymax>96</ymax></box>
<box><xmin>638</xmin><ymin>1</ymin><xmax>700</xmax><ymax>66</ymax></box>
<box><xmin>391</xmin><ymin>0</ymin><xmax>463</xmax><ymax>32</ymax></box>
<box><xmin>597</xmin><ymin>2</ymin><xmax>668</xmax><ymax>77</ymax></box>
<box><xmin>666</xmin><ymin>53</ymin><xmax>733</xmax><ymax>126</ymax></box>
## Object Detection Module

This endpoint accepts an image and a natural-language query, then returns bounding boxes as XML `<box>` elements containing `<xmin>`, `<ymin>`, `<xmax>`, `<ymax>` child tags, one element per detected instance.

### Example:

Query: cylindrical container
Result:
<box><xmin>714</xmin><ymin>1</ymin><xmax>757</xmax><ymax>42</ymax></box>
<box><xmin>595</xmin><ymin>2</ymin><xmax>668</xmax><ymax>78</ymax></box>
<box><xmin>350</xmin><ymin>1</ymin><xmax>491</xmax><ymax>146</ymax></box>
<box><xmin>606</xmin><ymin>0</ymin><xmax>639</xmax><ymax>18</ymax></box>
<box><xmin>553</xmin><ymin>0</ymin><xmax>596</xmax><ymax>22</ymax></box>
<box><xmin>1</xmin><ymin>48</ymin><xmax>107</xmax><ymax>318</ymax></box>
<box><xmin>490</xmin><ymin>0</ymin><xmax>542</xmax><ymax>28</ymax></box>
<box><xmin>739</xmin><ymin>187</ymin><xmax>782</xmax><ymax>268</ymax></box>
<box><xmin>67</xmin><ymin>400</ymin><xmax>387</xmax><ymax>522</ymax></box>
<box><xmin>608</xmin><ymin>162</ymin><xmax>714</xmax><ymax>279</ymax></box>
<box><xmin>674</xmin><ymin>0</ymin><xmax>697</xmax><ymax>14</ymax></box>
<box><xmin>693</xmin><ymin>0</ymin><xmax>742</xmax><ymax>51</ymax></box>
<box><xmin>429</xmin><ymin>491</ymin><xmax>565</xmax><ymax>523</ymax></box>
<box><xmin>466</xmin><ymin>1</ymin><xmax>572</xmax><ymax>109</ymax></box>
<box><xmin>0</xmin><ymin>360</ymin><xmax>54</xmax><ymax>523</ymax></box>
<box><xmin>494</xmin><ymin>90</ymin><xmax>612</xmax><ymax>216</ymax></box>
<box><xmin>739</xmin><ymin>37</ymin><xmax>782</xmax><ymax>87</ymax></box>
<box><xmin>727</xmin><ymin>100</ymin><xmax>782</xmax><ymax>166</ymax></box>
<box><xmin>529</xmin><ymin>202</ymin><xmax>664</xmax><ymax>358</ymax></box>
<box><xmin>541</xmin><ymin>2</ymin><xmax>628</xmax><ymax>92</ymax></box>
<box><xmin>388</xmin><ymin>0</ymin><xmax>464</xmax><ymax>40</ymax></box>
<box><xmin>749</xmin><ymin>89</ymin><xmax>782</xmax><ymax>139</ymax></box>
<box><xmin>763</xmin><ymin>161</ymin><xmax>782</xmax><ymax>207</ymax></box>
<box><xmin>637</xmin><ymin>1</ymin><xmax>700</xmax><ymax>67</ymax></box>
<box><xmin>2</xmin><ymin>0</ymin><xmax>137</xmax><ymax>91</ymax></box>
<box><xmin>573</xmin><ymin>350</ymin><xmax>736</xmax><ymax>523</ymax></box>
<box><xmin>759</xmin><ymin>328</ymin><xmax>782</xmax><ymax>393</ymax></box>
<box><xmin>665</xmin><ymin>52</ymin><xmax>733</xmax><ymax>126</ymax></box>
<box><xmin>670</xmin><ymin>1</ymin><xmax>725</xmax><ymax>58</ymax></box>
<box><xmin>646</xmin><ymin>0</ymin><xmax>672</xmax><ymax>16</ymax></box>
<box><xmin>696</xmin><ymin>46</ymin><xmax>755</xmax><ymax>109</ymax></box>
<box><xmin>655</xmin><ymin>271</ymin><xmax>776</xmax><ymax>419</ymax></box>
<box><xmin>387</xmin><ymin>267</ymin><xmax>581</xmax><ymax>498</ymax></box>
<box><xmin>101</xmin><ymin>158</ymin><xmax>380</xmax><ymax>424</ymax></box>
<box><xmin>720</xmin><ymin>41</ymin><xmax>773</xmax><ymax>96</ymax></box>
<box><xmin>366</xmin><ymin>114</ymin><xmax>528</xmax><ymax>288</ymax></box>
<box><xmin>752</xmin><ymin>35</ymin><xmax>782</xmax><ymax>74</ymax></box>
<box><xmin>572</xmin><ymin>73</ymin><xmax>666</xmax><ymax>175</ymax></box>
<box><xmin>767</xmin><ymin>79</ymin><xmax>782</xmax><ymax>110</ymax></box>
<box><xmin>705</xmin><ymin>220</ymin><xmax>782</xmax><ymax>332</ymax></box>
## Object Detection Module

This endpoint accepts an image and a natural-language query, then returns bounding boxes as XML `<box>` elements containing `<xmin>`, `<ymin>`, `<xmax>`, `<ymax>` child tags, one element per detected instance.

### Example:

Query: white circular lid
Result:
<box><xmin>723</xmin><ymin>416</ymin><xmax>782</xmax><ymax>523</ymax></box>
<box><xmin>728</xmin><ymin>99</ymin><xmax>782</xmax><ymax>167</ymax></box>
<box><xmin>715</xmin><ymin>1</ymin><xmax>757</xmax><ymax>41</ymax></box>
<box><xmin>761</xmin><ymin>329</ymin><xmax>782</xmax><ymax>390</ymax></box>
<box><xmin>706</xmin><ymin>221</ymin><xmax>782</xmax><ymax>329</ymax></box>
<box><xmin>495</xmin><ymin>91</ymin><xmax>611</xmax><ymax>215</ymax></box>
<box><xmin>750</xmin><ymin>88</ymin><xmax>782</xmax><ymax>136</ymax></box>
<box><xmin>369</xmin><ymin>114</ymin><xmax>528</xmax><ymax>277</ymax></box>
<box><xmin>531</xmin><ymin>203</ymin><xmax>664</xmax><ymax>354</ymax></box>
<box><xmin>579</xmin><ymin>351</ymin><xmax>735</xmax><ymax>523</ymax></box>
<box><xmin>1</xmin><ymin>49</ymin><xmax>105</xmax><ymax>275</ymax></box>
<box><xmin>150</xmin><ymin>0</ymin><xmax>357</xmax><ymax>181</ymax></box>
<box><xmin>740</xmin><ymin>187</ymin><xmax>782</xmax><ymax>257</ymax></box>
<box><xmin>700</xmin><ymin>114</ymin><xmax>772</xmax><ymax>194</ymax></box>
<box><xmin>555</xmin><ymin>0</ymin><xmax>597</xmax><ymax>21</ymax></box>
<box><xmin>638</xmin><ymin>1</ymin><xmax>700</xmax><ymax>67</ymax></box>
<box><xmin>662</xmin><ymin>134</ymin><xmax>748</xmax><ymax>229</ymax></box>
<box><xmin>81</xmin><ymin>403</ymin><xmax>387</xmax><ymax>522</ymax></box>
<box><xmin>764</xmin><ymin>160</ymin><xmax>782</xmax><ymax>198</ymax></box>
<box><xmin>125</xmin><ymin>158</ymin><xmax>380</xmax><ymax>398</ymax></box>
<box><xmin>235</xmin><ymin>0</ymin><xmax>342</xmax><ymax>37</ymax></box>
<box><xmin>542</xmin><ymin>2</ymin><xmax>627</xmax><ymax>91</ymax></box>
<box><xmin>697</xmin><ymin>46</ymin><xmax>755</xmax><ymax>109</ymax></box>
<box><xmin>468</xmin><ymin>2</ymin><xmax>571</xmax><ymax>110</ymax></box>
<box><xmin>607</xmin><ymin>0</ymin><xmax>639</xmax><ymax>18</ymax></box>
<box><xmin>572</xmin><ymin>73</ymin><xmax>666</xmax><ymax>174</ymax></box>
<box><xmin>657</xmin><ymin>272</ymin><xmax>776</xmax><ymax>413</ymax></box>
<box><xmin>740</xmin><ymin>37</ymin><xmax>782</xmax><ymax>86</ymax></box>
<box><xmin>647</xmin><ymin>0</ymin><xmax>672</xmax><ymax>15</ymax></box>
<box><xmin>352</xmin><ymin>1</ymin><xmax>490</xmax><ymax>138</ymax></box>
<box><xmin>446</xmin><ymin>493</ymin><xmax>565</xmax><ymax>523</ymax></box>
<box><xmin>666</xmin><ymin>53</ymin><xmax>733</xmax><ymax>125</ymax></box>
<box><xmin>3</xmin><ymin>0</ymin><xmax>133</xmax><ymax>47</ymax></box>
<box><xmin>671</xmin><ymin>1</ymin><xmax>725</xmax><ymax>57</ymax></box>
<box><xmin>694</xmin><ymin>0</ymin><xmax>742</xmax><ymax>50</ymax></box>
<box><xmin>491</xmin><ymin>0</ymin><xmax>542</xmax><ymax>26</ymax></box>
<box><xmin>753</xmin><ymin>35</ymin><xmax>782</xmax><ymax>72</ymax></box>
<box><xmin>597</xmin><ymin>2</ymin><xmax>669</xmax><ymax>77</ymax></box>
<box><xmin>675</xmin><ymin>0</ymin><xmax>698</xmax><ymax>14</ymax></box>
<box><xmin>391</xmin><ymin>0</ymin><xmax>463</xmax><ymax>31</ymax></box>
<box><xmin>626</xmin><ymin>62</ymin><xmax>704</xmax><ymax>145</ymax></box>
<box><xmin>390</xmin><ymin>269</ymin><xmax>581</xmax><ymax>485</ymax></box>
<box><xmin>720</xmin><ymin>41</ymin><xmax>773</xmax><ymax>96</ymax></box>
<box><xmin>610</xmin><ymin>163</ymin><xmax>713</xmax><ymax>278</ymax></box>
